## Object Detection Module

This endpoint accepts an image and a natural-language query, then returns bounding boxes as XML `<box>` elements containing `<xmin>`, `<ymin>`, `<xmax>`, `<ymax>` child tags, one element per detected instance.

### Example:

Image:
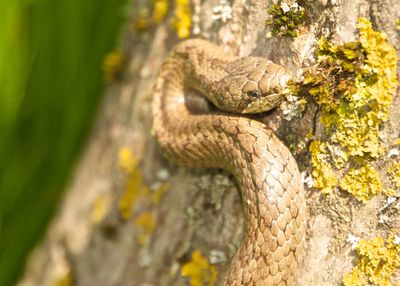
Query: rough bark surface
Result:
<box><xmin>19</xmin><ymin>0</ymin><xmax>400</xmax><ymax>285</ymax></box>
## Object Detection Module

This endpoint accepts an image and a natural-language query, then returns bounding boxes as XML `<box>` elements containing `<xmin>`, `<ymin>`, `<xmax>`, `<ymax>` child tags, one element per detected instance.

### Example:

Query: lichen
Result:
<box><xmin>309</xmin><ymin>140</ymin><xmax>338</xmax><ymax>194</ymax></box>
<box><xmin>150</xmin><ymin>182</ymin><xmax>169</xmax><ymax>204</ymax></box>
<box><xmin>388</xmin><ymin>160</ymin><xmax>400</xmax><ymax>190</ymax></box>
<box><xmin>90</xmin><ymin>194</ymin><xmax>111</xmax><ymax>224</ymax></box>
<box><xmin>181</xmin><ymin>250</ymin><xmax>219</xmax><ymax>286</ymax></box>
<box><xmin>265</xmin><ymin>1</ymin><xmax>305</xmax><ymax>37</ymax></box>
<box><xmin>102</xmin><ymin>50</ymin><xmax>125</xmax><ymax>83</ymax></box>
<box><xmin>132</xmin><ymin>0</ymin><xmax>190</xmax><ymax>38</ymax></box>
<box><xmin>118</xmin><ymin>167</ymin><xmax>149</xmax><ymax>220</ymax></box>
<box><xmin>118</xmin><ymin>147</ymin><xmax>139</xmax><ymax>174</ymax></box>
<box><xmin>340</xmin><ymin>164</ymin><xmax>382</xmax><ymax>203</ymax></box>
<box><xmin>133</xmin><ymin>0</ymin><xmax>169</xmax><ymax>33</ymax></box>
<box><xmin>117</xmin><ymin>147</ymin><xmax>168</xmax><ymax>245</ymax></box>
<box><xmin>52</xmin><ymin>271</ymin><xmax>73</xmax><ymax>286</ymax></box>
<box><xmin>134</xmin><ymin>212</ymin><xmax>156</xmax><ymax>246</ymax></box>
<box><xmin>212</xmin><ymin>0</ymin><xmax>232</xmax><ymax>23</ymax></box>
<box><xmin>298</xmin><ymin>18</ymin><xmax>398</xmax><ymax>202</ymax></box>
<box><xmin>153</xmin><ymin>0</ymin><xmax>169</xmax><ymax>24</ymax></box>
<box><xmin>343</xmin><ymin>233</ymin><xmax>400</xmax><ymax>286</ymax></box>
<box><xmin>172</xmin><ymin>0</ymin><xmax>192</xmax><ymax>38</ymax></box>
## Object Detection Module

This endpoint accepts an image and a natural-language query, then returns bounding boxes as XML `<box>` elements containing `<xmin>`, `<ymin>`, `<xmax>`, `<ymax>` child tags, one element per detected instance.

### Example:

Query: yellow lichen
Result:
<box><xmin>181</xmin><ymin>250</ymin><xmax>218</xmax><ymax>286</ymax></box>
<box><xmin>133</xmin><ymin>8</ymin><xmax>151</xmax><ymax>32</ymax></box>
<box><xmin>388</xmin><ymin>161</ymin><xmax>400</xmax><ymax>190</ymax></box>
<box><xmin>118</xmin><ymin>147</ymin><xmax>138</xmax><ymax>174</ymax></box>
<box><xmin>340</xmin><ymin>164</ymin><xmax>382</xmax><ymax>203</ymax></box>
<box><xmin>52</xmin><ymin>271</ymin><xmax>73</xmax><ymax>286</ymax></box>
<box><xmin>150</xmin><ymin>182</ymin><xmax>170</xmax><ymax>204</ymax></box>
<box><xmin>303</xmin><ymin>18</ymin><xmax>398</xmax><ymax>202</ymax></box>
<box><xmin>102</xmin><ymin>50</ymin><xmax>125</xmax><ymax>83</ymax></box>
<box><xmin>118</xmin><ymin>168</ymin><xmax>150</xmax><ymax>220</ymax></box>
<box><xmin>134</xmin><ymin>211</ymin><xmax>155</xmax><ymax>246</ymax></box>
<box><xmin>357</xmin><ymin>17</ymin><xmax>398</xmax><ymax>119</ymax></box>
<box><xmin>343</xmin><ymin>233</ymin><xmax>400</xmax><ymax>286</ymax></box>
<box><xmin>172</xmin><ymin>0</ymin><xmax>192</xmax><ymax>38</ymax></box>
<box><xmin>133</xmin><ymin>0</ymin><xmax>169</xmax><ymax>32</ymax></box>
<box><xmin>153</xmin><ymin>0</ymin><xmax>169</xmax><ymax>23</ymax></box>
<box><xmin>90</xmin><ymin>194</ymin><xmax>111</xmax><ymax>224</ymax></box>
<box><xmin>343</xmin><ymin>267</ymin><xmax>368</xmax><ymax>286</ymax></box>
<box><xmin>117</xmin><ymin>147</ymin><xmax>168</xmax><ymax>245</ymax></box>
<box><xmin>309</xmin><ymin>140</ymin><xmax>338</xmax><ymax>194</ymax></box>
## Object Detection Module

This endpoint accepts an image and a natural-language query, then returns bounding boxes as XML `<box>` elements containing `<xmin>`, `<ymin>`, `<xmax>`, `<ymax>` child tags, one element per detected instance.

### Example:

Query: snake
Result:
<box><xmin>152</xmin><ymin>39</ymin><xmax>307</xmax><ymax>286</ymax></box>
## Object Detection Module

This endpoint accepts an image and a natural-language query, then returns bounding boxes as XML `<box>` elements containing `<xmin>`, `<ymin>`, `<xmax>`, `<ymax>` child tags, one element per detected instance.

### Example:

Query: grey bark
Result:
<box><xmin>19</xmin><ymin>0</ymin><xmax>400</xmax><ymax>285</ymax></box>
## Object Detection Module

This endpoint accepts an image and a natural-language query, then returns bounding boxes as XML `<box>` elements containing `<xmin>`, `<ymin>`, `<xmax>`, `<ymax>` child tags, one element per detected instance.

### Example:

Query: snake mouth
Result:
<box><xmin>242</xmin><ymin>92</ymin><xmax>284</xmax><ymax>114</ymax></box>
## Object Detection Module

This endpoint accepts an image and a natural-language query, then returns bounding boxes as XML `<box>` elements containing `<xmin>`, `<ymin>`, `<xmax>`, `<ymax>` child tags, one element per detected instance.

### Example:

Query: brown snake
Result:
<box><xmin>152</xmin><ymin>39</ymin><xmax>307</xmax><ymax>285</ymax></box>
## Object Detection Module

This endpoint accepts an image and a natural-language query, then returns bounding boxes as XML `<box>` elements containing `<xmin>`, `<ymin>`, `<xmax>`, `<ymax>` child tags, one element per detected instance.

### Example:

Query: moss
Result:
<box><xmin>181</xmin><ymin>250</ymin><xmax>218</xmax><ymax>286</ymax></box>
<box><xmin>343</xmin><ymin>233</ymin><xmax>400</xmax><ymax>286</ymax></box>
<box><xmin>297</xmin><ymin>18</ymin><xmax>398</xmax><ymax>202</ymax></box>
<box><xmin>265</xmin><ymin>1</ymin><xmax>305</xmax><ymax>37</ymax></box>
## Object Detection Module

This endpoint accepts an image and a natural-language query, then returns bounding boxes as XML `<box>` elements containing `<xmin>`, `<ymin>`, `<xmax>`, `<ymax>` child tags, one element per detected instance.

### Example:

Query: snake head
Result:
<box><xmin>213</xmin><ymin>57</ymin><xmax>291</xmax><ymax>114</ymax></box>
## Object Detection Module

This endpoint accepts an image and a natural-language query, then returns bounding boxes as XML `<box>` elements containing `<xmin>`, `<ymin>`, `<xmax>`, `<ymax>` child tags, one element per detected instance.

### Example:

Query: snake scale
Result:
<box><xmin>152</xmin><ymin>39</ymin><xmax>307</xmax><ymax>285</ymax></box>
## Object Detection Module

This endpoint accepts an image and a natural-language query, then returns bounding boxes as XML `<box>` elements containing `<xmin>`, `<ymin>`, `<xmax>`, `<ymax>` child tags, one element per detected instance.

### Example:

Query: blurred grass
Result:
<box><xmin>0</xmin><ymin>0</ymin><xmax>127</xmax><ymax>285</ymax></box>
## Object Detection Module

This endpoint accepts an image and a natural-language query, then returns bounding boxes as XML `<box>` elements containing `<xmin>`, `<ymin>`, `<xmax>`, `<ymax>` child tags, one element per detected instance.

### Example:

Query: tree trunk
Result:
<box><xmin>19</xmin><ymin>0</ymin><xmax>400</xmax><ymax>285</ymax></box>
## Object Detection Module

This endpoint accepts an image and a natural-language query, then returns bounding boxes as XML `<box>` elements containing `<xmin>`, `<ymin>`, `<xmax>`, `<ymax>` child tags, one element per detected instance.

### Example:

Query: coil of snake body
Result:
<box><xmin>152</xmin><ymin>39</ymin><xmax>307</xmax><ymax>286</ymax></box>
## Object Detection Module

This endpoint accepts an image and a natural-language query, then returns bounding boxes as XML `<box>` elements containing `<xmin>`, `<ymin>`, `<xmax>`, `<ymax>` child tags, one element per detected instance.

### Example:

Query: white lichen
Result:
<box><xmin>212</xmin><ymin>0</ymin><xmax>232</xmax><ymax>23</ymax></box>
<box><xmin>347</xmin><ymin>234</ymin><xmax>360</xmax><ymax>250</ymax></box>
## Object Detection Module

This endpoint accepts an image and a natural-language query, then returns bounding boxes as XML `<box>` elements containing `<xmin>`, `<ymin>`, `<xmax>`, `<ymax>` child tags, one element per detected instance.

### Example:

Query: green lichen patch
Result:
<box><xmin>266</xmin><ymin>1</ymin><xmax>305</xmax><ymax>37</ymax></box>
<box><xmin>295</xmin><ymin>18</ymin><xmax>398</xmax><ymax>202</ymax></box>
<box><xmin>342</xmin><ymin>233</ymin><xmax>400</xmax><ymax>286</ymax></box>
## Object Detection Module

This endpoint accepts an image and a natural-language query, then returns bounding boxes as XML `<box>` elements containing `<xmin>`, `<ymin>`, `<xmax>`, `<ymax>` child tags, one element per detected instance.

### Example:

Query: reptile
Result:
<box><xmin>152</xmin><ymin>39</ymin><xmax>307</xmax><ymax>285</ymax></box>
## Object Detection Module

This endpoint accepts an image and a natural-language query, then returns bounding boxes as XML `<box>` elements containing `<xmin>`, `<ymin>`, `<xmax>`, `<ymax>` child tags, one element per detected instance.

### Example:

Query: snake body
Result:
<box><xmin>152</xmin><ymin>39</ymin><xmax>307</xmax><ymax>285</ymax></box>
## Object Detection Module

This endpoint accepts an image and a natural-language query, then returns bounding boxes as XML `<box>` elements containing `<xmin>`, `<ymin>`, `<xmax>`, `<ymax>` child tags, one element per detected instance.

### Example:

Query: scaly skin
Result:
<box><xmin>152</xmin><ymin>39</ymin><xmax>307</xmax><ymax>285</ymax></box>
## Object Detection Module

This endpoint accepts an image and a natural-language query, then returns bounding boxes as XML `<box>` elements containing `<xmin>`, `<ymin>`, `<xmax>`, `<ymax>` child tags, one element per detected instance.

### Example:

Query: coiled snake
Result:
<box><xmin>152</xmin><ymin>39</ymin><xmax>307</xmax><ymax>285</ymax></box>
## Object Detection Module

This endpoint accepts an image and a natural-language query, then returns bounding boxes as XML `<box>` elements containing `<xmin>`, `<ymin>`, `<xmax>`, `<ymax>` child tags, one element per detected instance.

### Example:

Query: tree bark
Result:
<box><xmin>19</xmin><ymin>0</ymin><xmax>400</xmax><ymax>285</ymax></box>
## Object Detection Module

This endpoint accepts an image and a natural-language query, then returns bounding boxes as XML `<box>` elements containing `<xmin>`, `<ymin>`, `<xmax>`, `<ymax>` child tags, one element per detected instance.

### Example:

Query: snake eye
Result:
<box><xmin>247</xmin><ymin>90</ymin><xmax>261</xmax><ymax>98</ymax></box>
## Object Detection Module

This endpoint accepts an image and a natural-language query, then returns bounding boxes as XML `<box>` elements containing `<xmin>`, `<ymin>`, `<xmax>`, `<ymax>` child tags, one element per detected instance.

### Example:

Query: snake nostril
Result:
<box><xmin>247</xmin><ymin>90</ymin><xmax>261</xmax><ymax>98</ymax></box>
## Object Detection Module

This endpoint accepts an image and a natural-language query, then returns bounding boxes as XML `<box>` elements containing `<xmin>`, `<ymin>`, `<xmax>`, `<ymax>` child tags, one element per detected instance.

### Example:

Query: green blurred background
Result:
<box><xmin>0</xmin><ymin>0</ymin><xmax>127</xmax><ymax>285</ymax></box>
